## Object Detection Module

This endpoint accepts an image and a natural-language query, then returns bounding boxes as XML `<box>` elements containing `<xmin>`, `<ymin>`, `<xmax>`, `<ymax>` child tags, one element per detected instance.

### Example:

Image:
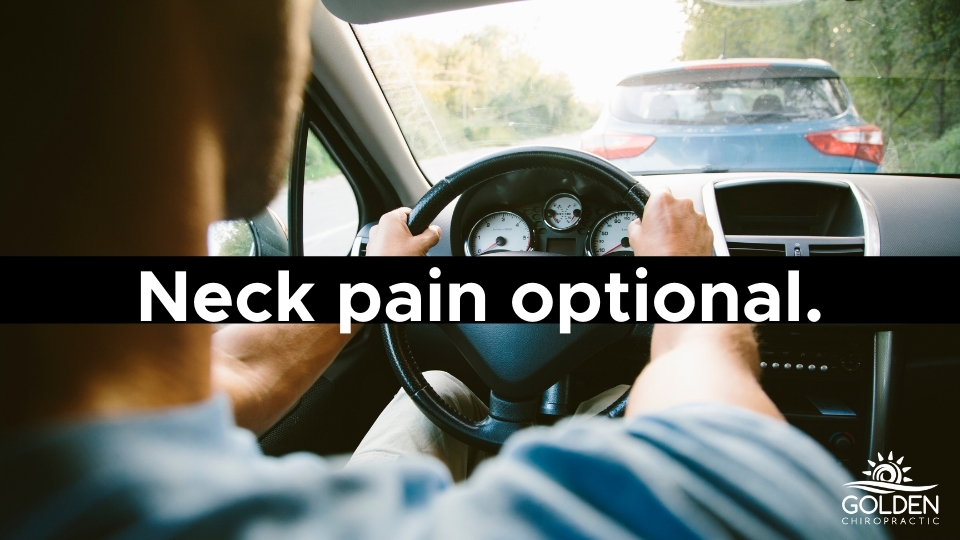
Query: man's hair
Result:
<box><xmin>1</xmin><ymin>1</ymin><xmax>306</xmax><ymax>225</ymax></box>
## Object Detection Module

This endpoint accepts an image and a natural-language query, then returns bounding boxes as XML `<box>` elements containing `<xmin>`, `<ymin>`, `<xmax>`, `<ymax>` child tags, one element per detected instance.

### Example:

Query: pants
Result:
<box><xmin>347</xmin><ymin>371</ymin><xmax>629</xmax><ymax>482</ymax></box>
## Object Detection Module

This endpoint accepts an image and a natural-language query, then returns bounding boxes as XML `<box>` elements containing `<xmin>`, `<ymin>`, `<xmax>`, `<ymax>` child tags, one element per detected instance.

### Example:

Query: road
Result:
<box><xmin>268</xmin><ymin>132</ymin><xmax>584</xmax><ymax>255</ymax></box>
<box><xmin>268</xmin><ymin>176</ymin><xmax>359</xmax><ymax>256</ymax></box>
<box><xmin>418</xmin><ymin>133</ymin><xmax>581</xmax><ymax>181</ymax></box>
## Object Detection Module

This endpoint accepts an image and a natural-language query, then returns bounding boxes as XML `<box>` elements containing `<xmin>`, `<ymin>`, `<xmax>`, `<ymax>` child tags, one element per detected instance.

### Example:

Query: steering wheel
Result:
<box><xmin>382</xmin><ymin>146</ymin><xmax>650</xmax><ymax>452</ymax></box>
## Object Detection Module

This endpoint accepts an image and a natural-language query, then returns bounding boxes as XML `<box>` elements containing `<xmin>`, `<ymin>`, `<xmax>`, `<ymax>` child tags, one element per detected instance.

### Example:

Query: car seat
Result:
<box><xmin>645</xmin><ymin>94</ymin><xmax>679</xmax><ymax>121</ymax></box>
<box><xmin>752</xmin><ymin>94</ymin><xmax>784</xmax><ymax>113</ymax></box>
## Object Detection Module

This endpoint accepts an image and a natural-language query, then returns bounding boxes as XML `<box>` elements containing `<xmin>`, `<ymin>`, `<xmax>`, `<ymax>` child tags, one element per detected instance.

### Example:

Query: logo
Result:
<box><xmin>841</xmin><ymin>452</ymin><xmax>940</xmax><ymax>527</ymax></box>
<box><xmin>846</xmin><ymin>452</ymin><xmax>937</xmax><ymax>494</ymax></box>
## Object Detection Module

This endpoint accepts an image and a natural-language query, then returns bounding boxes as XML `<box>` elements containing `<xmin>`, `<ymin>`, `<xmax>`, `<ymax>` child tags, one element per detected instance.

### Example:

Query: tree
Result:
<box><xmin>678</xmin><ymin>0</ymin><xmax>959</xmax><ymax>172</ymax></box>
<box><xmin>375</xmin><ymin>27</ymin><xmax>599</xmax><ymax>156</ymax></box>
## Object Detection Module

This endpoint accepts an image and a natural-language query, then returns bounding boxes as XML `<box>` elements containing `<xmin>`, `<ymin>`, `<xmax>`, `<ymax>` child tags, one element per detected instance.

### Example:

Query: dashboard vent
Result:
<box><xmin>349</xmin><ymin>237</ymin><xmax>368</xmax><ymax>257</ymax></box>
<box><xmin>727</xmin><ymin>242</ymin><xmax>786</xmax><ymax>257</ymax></box>
<box><xmin>809</xmin><ymin>243</ymin><xmax>864</xmax><ymax>257</ymax></box>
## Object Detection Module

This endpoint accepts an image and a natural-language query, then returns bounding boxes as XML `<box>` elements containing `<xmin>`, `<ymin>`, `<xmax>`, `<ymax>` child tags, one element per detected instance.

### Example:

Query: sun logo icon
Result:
<box><xmin>864</xmin><ymin>452</ymin><xmax>910</xmax><ymax>484</ymax></box>
<box><xmin>845</xmin><ymin>452</ymin><xmax>937</xmax><ymax>494</ymax></box>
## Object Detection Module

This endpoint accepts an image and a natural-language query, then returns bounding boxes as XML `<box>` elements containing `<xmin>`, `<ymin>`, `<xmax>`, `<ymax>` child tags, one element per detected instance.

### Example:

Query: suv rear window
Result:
<box><xmin>610</xmin><ymin>77</ymin><xmax>849</xmax><ymax>125</ymax></box>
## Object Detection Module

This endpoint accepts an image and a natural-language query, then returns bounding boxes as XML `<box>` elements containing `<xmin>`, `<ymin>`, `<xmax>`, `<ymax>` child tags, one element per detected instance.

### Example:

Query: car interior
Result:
<box><xmin>214</xmin><ymin>0</ymin><xmax>960</xmax><ymax>498</ymax></box>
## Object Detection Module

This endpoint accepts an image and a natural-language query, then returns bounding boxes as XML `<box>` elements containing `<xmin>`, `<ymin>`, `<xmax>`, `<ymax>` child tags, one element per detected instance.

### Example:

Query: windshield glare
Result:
<box><xmin>354</xmin><ymin>0</ymin><xmax>960</xmax><ymax>179</ymax></box>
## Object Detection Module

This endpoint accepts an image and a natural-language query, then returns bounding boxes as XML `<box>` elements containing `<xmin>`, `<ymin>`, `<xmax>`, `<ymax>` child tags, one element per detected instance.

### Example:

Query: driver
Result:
<box><xmin>0</xmin><ymin>2</ymin><xmax>884</xmax><ymax>539</ymax></box>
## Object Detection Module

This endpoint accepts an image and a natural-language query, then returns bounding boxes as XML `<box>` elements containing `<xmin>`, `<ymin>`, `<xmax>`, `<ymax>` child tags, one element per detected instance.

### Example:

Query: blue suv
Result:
<box><xmin>582</xmin><ymin>59</ymin><xmax>883</xmax><ymax>174</ymax></box>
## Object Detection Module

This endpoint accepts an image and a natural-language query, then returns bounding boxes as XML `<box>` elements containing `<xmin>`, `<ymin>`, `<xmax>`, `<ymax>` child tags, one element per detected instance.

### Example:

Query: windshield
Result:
<box><xmin>354</xmin><ymin>0</ymin><xmax>960</xmax><ymax>179</ymax></box>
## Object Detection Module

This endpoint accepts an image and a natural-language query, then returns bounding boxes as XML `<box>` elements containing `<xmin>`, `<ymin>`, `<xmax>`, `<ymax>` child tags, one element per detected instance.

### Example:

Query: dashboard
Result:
<box><xmin>355</xmin><ymin>169</ymin><xmax>960</xmax><ymax>258</ymax></box>
<box><xmin>464</xmin><ymin>193</ymin><xmax>636</xmax><ymax>257</ymax></box>
<box><xmin>449</xmin><ymin>168</ymin><xmax>643</xmax><ymax>257</ymax></box>
<box><xmin>347</xmin><ymin>166</ymin><xmax>960</xmax><ymax>478</ymax></box>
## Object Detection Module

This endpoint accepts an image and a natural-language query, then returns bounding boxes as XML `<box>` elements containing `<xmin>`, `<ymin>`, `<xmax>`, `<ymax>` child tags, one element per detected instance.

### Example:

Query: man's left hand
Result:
<box><xmin>366</xmin><ymin>207</ymin><xmax>442</xmax><ymax>256</ymax></box>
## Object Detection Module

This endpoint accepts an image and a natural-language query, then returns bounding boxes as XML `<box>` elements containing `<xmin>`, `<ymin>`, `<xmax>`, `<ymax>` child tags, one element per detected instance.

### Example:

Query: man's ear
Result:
<box><xmin>198</xmin><ymin>0</ymin><xmax>313</xmax><ymax>220</ymax></box>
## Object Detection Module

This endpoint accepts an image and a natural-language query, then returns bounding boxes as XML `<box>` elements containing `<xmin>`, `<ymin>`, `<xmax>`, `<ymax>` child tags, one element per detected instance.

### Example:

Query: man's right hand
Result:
<box><xmin>628</xmin><ymin>187</ymin><xmax>713</xmax><ymax>256</ymax></box>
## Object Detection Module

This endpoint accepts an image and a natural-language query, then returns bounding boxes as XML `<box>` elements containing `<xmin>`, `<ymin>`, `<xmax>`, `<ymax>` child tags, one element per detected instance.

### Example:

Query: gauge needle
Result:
<box><xmin>479</xmin><ymin>242</ymin><xmax>498</xmax><ymax>254</ymax></box>
<box><xmin>600</xmin><ymin>243</ymin><xmax>622</xmax><ymax>256</ymax></box>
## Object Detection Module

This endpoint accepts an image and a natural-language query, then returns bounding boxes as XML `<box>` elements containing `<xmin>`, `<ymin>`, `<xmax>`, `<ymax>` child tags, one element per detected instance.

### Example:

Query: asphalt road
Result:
<box><xmin>418</xmin><ymin>133</ymin><xmax>581</xmax><ymax>181</ymax></box>
<box><xmin>268</xmin><ymin>176</ymin><xmax>359</xmax><ymax>256</ymax></box>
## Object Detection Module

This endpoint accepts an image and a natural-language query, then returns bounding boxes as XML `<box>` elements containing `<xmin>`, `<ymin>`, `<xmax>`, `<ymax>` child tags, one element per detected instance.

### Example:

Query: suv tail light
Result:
<box><xmin>581</xmin><ymin>132</ymin><xmax>656</xmax><ymax>160</ymax></box>
<box><xmin>804</xmin><ymin>125</ymin><xmax>884</xmax><ymax>164</ymax></box>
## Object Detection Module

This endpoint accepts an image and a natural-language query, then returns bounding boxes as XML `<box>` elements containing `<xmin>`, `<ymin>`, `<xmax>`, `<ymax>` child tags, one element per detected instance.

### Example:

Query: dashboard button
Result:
<box><xmin>760</xmin><ymin>362</ymin><xmax>768</xmax><ymax>369</ymax></box>
<box><xmin>820</xmin><ymin>365</ymin><xmax>828</xmax><ymax>372</ymax></box>
<box><xmin>784</xmin><ymin>363</ymin><xmax>792</xmax><ymax>369</ymax></box>
<box><xmin>795</xmin><ymin>363</ymin><xmax>804</xmax><ymax>370</ymax></box>
<box><xmin>772</xmin><ymin>363</ymin><xmax>780</xmax><ymax>369</ymax></box>
<box><xmin>808</xmin><ymin>364</ymin><xmax>816</xmax><ymax>371</ymax></box>
<box><xmin>828</xmin><ymin>432</ymin><xmax>855</xmax><ymax>458</ymax></box>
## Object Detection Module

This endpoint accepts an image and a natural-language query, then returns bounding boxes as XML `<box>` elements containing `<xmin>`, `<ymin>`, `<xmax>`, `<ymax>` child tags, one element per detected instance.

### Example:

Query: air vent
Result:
<box><xmin>809</xmin><ymin>243</ymin><xmax>864</xmax><ymax>256</ymax></box>
<box><xmin>349</xmin><ymin>237</ymin><xmax>368</xmax><ymax>256</ymax></box>
<box><xmin>727</xmin><ymin>242</ymin><xmax>786</xmax><ymax>257</ymax></box>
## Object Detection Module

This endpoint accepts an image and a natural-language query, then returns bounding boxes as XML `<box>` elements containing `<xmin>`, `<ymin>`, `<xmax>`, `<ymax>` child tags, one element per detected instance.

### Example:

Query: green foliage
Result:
<box><xmin>911</xmin><ymin>125</ymin><xmax>960</xmax><ymax>173</ymax></box>
<box><xmin>393</xmin><ymin>27</ymin><xmax>600</xmax><ymax>156</ymax></box>
<box><xmin>678</xmin><ymin>0</ymin><xmax>960</xmax><ymax>173</ymax></box>
<box><xmin>304</xmin><ymin>133</ymin><xmax>342</xmax><ymax>182</ymax></box>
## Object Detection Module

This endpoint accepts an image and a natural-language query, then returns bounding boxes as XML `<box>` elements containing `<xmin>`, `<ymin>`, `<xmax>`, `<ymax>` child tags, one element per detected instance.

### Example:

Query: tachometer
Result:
<box><xmin>588</xmin><ymin>211</ymin><xmax>637</xmax><ymax>256</ymax></box>
<box><xmin>543</xmin><ymin>193</ymin><xmax>582</xmax><ymax>231</ymax></box>
<box><xmin>467</xmin><ymin>211</ymin><xmax>532</xmax><ymax>256</ymax></box>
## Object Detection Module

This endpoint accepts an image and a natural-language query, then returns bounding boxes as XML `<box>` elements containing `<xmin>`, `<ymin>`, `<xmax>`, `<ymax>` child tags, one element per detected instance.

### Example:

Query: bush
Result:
<box><xmin>912</xmin><ymin>126</ymin><xmax>960</xmax><ymax>174</ymax></box>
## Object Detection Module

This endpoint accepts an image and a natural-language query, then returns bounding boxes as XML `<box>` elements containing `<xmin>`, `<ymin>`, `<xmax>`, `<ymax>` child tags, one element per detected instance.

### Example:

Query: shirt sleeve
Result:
<box><xmin>428</xmin><ymin>403</ymin><xmax>889</xmax><ymax>540</ymax></box>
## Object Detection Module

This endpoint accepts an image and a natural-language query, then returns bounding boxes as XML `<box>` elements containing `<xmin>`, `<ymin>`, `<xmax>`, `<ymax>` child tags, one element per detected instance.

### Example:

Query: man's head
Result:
<box><xmin>1</xmin><ymin>0</ymin><xmax>314</xmax><ymax>254</ymax></box>
<box><xmin>194</xmin><ymin>0</ymin><xmax>315</xmax><ymax>219</ymax></box>
<box><xmin>0</xmin><ymin>0</ymin><xmax>314</xmax><ymax>430</ymax></box>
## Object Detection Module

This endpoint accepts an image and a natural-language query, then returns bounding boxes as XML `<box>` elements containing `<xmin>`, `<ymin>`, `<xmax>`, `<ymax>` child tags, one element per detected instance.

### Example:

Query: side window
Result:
<box><xmin>301</xmin><ymin>130</ymin><xmax>360</xmax><ymax>255</ymax></box>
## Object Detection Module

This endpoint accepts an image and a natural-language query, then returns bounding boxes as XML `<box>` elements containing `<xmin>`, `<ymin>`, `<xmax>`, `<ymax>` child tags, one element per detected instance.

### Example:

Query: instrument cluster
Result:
<box><xmin>465</xmin><ymin>191</ymin><xmax>637</xmax><ymax>257</ymax></box>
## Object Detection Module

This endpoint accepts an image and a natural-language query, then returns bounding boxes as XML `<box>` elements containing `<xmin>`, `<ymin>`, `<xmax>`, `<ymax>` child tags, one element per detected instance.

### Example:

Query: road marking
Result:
<box><xmin>303</xmin><ymin>222</ymin><xmax>357</xmax><ymax>246</ymax></box>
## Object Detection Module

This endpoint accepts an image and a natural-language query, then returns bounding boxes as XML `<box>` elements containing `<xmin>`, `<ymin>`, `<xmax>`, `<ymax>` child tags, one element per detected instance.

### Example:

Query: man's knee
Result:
<box><xmin>421</xmin><ymin>371</ymin><xmax>488</xmax><ymax>421</ymax></box>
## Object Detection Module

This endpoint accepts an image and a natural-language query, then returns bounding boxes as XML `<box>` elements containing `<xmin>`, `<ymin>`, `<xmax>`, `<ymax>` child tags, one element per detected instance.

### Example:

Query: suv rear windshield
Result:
<box><xmin>610</xmin><ymin>77</ymin><xmax>849</xmax><ymax>125</ymax></box>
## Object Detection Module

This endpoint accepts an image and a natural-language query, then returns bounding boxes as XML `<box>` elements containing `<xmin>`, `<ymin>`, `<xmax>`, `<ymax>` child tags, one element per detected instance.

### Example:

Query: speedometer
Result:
<box><xmin>467</xmin><ymin>211</ymin><xmax>532</xmax><ymax>256</ymax></box>
<box><xmin>588</xmin><ymin>211</ymin><xmax>637</xmax><ymax>257</ymax></box>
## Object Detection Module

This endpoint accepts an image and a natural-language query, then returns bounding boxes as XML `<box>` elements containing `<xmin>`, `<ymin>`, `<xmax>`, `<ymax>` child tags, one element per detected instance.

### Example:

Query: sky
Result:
<box><xmin>360</xmin><ymin>0</ymin><xmax>692</xmax><ymax>103</ymax></box>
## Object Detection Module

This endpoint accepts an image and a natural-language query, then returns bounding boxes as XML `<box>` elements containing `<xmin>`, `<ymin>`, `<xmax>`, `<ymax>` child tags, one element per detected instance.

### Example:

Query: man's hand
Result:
<box><xmin>366</xmin><ymin>207</ymin><xmax>442</xmax><ymax>256</ymax></box>
<box><xmin>628</xmin><ymin>187</ymin><xmax>713</xmax><ymax>256</ymax></box>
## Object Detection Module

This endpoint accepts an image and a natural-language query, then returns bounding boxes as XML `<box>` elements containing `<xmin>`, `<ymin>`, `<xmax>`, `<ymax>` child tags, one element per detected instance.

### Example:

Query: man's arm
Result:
<box><xmin>212</xmin><ymin>207</ymin><xmax>440</xmax><ymax>434</ymax></box>
<box><xmin>625</xmin><ymin>324</ymin><xmax>783</xmax><ymax>421</ymax></box>
<box><xmin>211</xmin><ymin>323</ymin><xmax>360</xmax><ymax>434</ymax></box>
<box><xmin>625</xmin><ymin>187</ymin><xmax>783</xmax><ymax>421</ymax></box>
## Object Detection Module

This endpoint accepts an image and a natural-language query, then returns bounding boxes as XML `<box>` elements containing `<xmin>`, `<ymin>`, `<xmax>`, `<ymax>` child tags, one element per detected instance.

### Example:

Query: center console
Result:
<box><xmin>756</xmin><ymin>326</ymin><xmax>889</xmax><ymax>475</ymax></box>
<box><xmin>703</xmin><ymin>178</ymin><xmax>889</xmax><ymax>475</ymax></box>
